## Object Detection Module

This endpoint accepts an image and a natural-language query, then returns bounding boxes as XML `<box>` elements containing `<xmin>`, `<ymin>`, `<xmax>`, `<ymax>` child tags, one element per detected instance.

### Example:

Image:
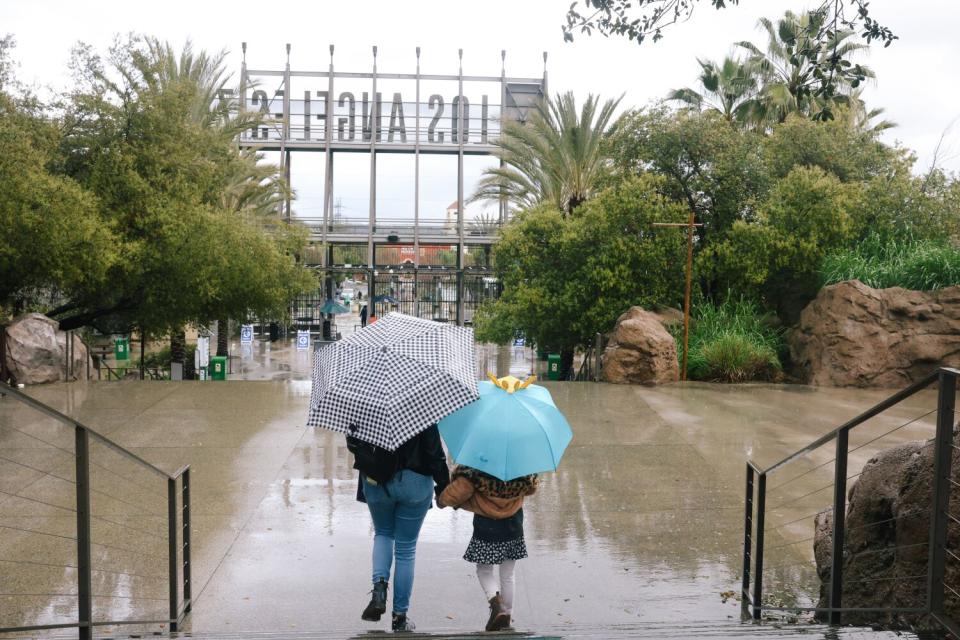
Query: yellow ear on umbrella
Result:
<box><xmin>485</xmin><ymin>373</ymin><xmax>538</xmax><ymax>394</ymax></box>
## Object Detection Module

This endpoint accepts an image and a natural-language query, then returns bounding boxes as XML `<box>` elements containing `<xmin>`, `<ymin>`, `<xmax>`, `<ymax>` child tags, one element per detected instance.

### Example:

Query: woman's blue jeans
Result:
<box><xmin>362</xmin><ymin>470</ymin><xmax>433</xmax><ymax>614</ymax></box>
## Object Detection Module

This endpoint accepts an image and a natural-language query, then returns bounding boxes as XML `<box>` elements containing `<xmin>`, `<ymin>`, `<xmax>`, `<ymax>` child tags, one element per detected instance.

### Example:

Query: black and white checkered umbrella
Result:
<box><xmin>307</xmin><ymin>312</ymin><xmax>479</xmax><ymax>450</ymax></box>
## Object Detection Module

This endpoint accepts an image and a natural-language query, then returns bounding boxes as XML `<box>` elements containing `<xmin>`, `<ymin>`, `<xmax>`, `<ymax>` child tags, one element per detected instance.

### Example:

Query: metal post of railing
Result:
<box><xmin>927</xmin><ymin>368</ymin><xmax>958</xmax><ymax>617</ymax></box>
<box><xmin>741</xmin><ymin>463</ymin><xmax>755</xmax><ymax>619</ymax></box>
<box><xmin>75</xmin><ymin>426</ymin><xmax>92</xmax><ymax>640</ymax></box>
<box><xmin>182</xmin><ymin>468</ymin><xmax>192</xmax><ymax>614</ymax></box>
<box><xmin>167</xmin><ymin>477</ymin><xmax>179</xmax><ymax>632</ymax></box>
<box><xmin>829</xmin><ymin>429</ymin><xmax>849</xmax><ymax>625</ymax></box>
<box><xmin>752</xmin><ymin>471</ymin><xmax>766</xmax><ymax>620</ymax></box>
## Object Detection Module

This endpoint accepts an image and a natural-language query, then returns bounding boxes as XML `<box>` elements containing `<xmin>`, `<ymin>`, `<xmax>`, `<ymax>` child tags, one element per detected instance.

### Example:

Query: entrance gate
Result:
<box><xmin>233</xmin><ymin>44</ymin><xmax>546</xmax><ymax>325</ymax></box>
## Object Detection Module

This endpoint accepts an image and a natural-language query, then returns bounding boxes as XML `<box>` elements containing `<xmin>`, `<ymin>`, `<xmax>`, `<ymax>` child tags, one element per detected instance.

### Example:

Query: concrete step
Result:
<box><xmin>90</xmin><ymin>621</ymin><xmax>945</xmax><ymax>640</ymax></box>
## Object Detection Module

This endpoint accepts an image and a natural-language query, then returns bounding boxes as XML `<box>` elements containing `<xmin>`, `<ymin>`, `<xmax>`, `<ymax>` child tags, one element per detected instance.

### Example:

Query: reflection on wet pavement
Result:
<box><xmin>228</xmin><ymin>330</ymin><xmax>537</xmax><ymax>383</ymax></box>
<box><xmin>0</xmin><ymin>370</ymin><xmax>943</xmax><ymax>638</ymax></box>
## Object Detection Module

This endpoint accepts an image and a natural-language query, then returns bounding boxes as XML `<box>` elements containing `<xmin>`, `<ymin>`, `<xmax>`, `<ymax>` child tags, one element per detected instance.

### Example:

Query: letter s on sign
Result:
<box><xmin>428</xmin><ymin>94</ymin><xmax>444</xmax><ymax>143</ymax></box>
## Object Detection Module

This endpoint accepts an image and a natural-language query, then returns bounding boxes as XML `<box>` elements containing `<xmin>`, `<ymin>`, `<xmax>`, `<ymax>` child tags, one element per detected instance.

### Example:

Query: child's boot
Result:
<box><xmin>486</xmin><ymin>593</ymin><xmax>511</xmax><ymax>631</ymax></box>
<box><xmin>361</xmin><ymin>578</ymin><xmax>387</xmax><ymax>621</ymax></box>
<box><xmin>392</xmin><ymin>612</ymin><xmax>416</xmax><ymax>632</ymax></box>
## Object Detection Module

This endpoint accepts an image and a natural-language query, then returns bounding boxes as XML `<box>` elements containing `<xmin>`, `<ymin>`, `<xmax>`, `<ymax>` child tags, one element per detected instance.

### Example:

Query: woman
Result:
<box><xmin>356</xmin><ymin>424</ymin><xmax>449</xmax><ymax>632</ymax></box>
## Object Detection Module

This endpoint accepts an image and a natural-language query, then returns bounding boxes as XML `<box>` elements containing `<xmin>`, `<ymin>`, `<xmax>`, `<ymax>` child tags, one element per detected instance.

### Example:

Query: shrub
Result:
<box><xmin>675</xmin><ymin>296</ymin><xmax>784</xmax><ymax>383</ymax></box>
<box><xmin>821</xmin><ymin>235</ymin><xmax>960</xmax><ymax>291</ymax></box>
<box><xmin>700</xmin><ymin>166</ymin><xmax>857</xmax><ymax>320</ymax></box>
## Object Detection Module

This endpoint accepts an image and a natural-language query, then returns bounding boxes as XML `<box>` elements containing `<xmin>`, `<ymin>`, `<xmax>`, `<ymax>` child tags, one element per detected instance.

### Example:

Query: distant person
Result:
<box><xmin>360</xmin><ymin>304</ymin><xmax>368</xmax><ymax>328</ymax></box>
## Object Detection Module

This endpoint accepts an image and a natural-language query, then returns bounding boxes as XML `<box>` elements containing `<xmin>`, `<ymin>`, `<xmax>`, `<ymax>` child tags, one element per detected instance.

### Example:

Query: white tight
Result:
<box><xmin>476</xmin><ymin>560</ymin><xmax>517</xmax><ymax>613</ymax></box>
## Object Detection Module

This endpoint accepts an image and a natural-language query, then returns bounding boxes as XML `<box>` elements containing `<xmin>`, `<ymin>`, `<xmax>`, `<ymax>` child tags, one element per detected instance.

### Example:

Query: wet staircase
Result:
<box><xmin>70</xmin><ymin>621</ymin><xmax>943</xmax><ymax>639</ymax></box>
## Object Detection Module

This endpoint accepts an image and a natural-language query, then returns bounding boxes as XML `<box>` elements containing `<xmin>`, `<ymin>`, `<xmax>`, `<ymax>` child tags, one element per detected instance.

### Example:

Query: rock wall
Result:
<box><xmin>602</xmin><ymin>306</ymin><xmax>679</xmax><ymax>385</ymax></box>
<box><xmin>790</xmin><ymin>280</ymin><xmax>960</xmax><ymax>387</ymax></box>
<box><xmin>813</xmin><ymin>437</ymin><xmax>960</xmax><ymax>627</ymax></box>
<box><xmin>3</xmin><ymin>313</ymin><xmax>93</xmax><ymax>384</ymax></box>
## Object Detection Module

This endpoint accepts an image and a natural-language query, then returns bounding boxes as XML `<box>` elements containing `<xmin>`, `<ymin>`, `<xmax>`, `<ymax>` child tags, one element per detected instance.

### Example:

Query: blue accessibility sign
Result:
<box><xmin>296</xmin><ymin>331</ymin><xmax>311</xmax><ymax>351</ymax></box>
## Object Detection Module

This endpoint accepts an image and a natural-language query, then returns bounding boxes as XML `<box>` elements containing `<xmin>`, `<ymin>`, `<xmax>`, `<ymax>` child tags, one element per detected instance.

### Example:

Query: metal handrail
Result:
<box><xmin>0</xmin><ymin>383</ymin><xmax>192</xmax><ymax>639</ymax></box>
<box><xmin>762</xmin><ymin>370</ymin><xmax>942</xmax><ymax>475</ymax></box>
<box><xmin>741</xmin><ymin>367</ymin><xmax>959</xmax><ymax>630</ymax></box>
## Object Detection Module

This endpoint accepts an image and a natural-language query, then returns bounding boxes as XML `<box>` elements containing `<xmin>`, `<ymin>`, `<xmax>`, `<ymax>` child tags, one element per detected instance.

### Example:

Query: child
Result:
<box><xmin>438</xmin><ymin>465</ymin><xmax>539</xmax><ymax>631</ymax></box>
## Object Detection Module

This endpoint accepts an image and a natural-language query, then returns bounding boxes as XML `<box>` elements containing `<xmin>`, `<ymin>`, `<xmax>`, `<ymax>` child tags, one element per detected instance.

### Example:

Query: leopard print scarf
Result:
<box><xmin>452</xmin><ymin>465</ymin><xmax>539</xmax><ymax>499</ymax></box>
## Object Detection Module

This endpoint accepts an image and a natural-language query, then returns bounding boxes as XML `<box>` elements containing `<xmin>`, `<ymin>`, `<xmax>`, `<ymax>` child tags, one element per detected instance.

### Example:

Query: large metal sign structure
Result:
<box><xmin>236</xmin><ymin>44</ymin><xmax>545</xmax><ymax>327</ymax></box>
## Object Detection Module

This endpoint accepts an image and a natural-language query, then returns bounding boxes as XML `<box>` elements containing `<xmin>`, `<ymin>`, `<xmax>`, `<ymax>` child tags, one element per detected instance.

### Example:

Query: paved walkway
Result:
<box><xmin>0</xmin><ymin>373</ymin><xmax>939</xmax><ymax>636</ymax></box>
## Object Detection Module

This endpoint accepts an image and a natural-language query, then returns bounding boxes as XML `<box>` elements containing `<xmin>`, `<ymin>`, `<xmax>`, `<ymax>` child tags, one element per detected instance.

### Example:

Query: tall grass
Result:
<box><xmin>674</xmin><ymin>296</ymin><xmax>784</xmax><ymax>383</ymax></box>
<box><xmin>821</xmin><ymin>235</ymin><xmax>960</xmax><ymax>291</ymax></box>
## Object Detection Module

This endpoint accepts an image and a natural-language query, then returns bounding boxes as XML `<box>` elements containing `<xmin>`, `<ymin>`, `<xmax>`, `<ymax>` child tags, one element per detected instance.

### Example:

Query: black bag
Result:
<box><xmin>346</xmin><ymin>435</ymin><xmax>400</xmax><ymax>485</ymax></box>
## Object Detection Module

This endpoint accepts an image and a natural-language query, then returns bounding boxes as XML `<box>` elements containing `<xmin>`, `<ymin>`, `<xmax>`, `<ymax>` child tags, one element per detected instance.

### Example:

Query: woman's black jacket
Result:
<box><xmin>355</xmin><ymin>424</ymin><xmax>450</xmax><ymax>502</ymax></box>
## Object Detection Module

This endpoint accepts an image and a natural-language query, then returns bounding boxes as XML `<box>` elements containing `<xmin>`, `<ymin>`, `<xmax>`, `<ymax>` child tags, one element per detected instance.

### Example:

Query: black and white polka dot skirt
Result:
<box><xmin>463</xmin><ymin>536</ymin><xmax>528</xmax><ymax>565</ymax></box>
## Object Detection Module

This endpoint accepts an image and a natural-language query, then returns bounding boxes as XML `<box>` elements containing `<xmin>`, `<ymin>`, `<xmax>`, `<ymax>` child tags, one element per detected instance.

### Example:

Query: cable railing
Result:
<box><xmin>741</xmin><ymin>367</ymin><xmax>960</xmax><ymax>635</ymax></box>
<box><xmin>0</xmin><ymin>383</ymin><xmax>192</xmax><ymax>639</ymax></box>
<box><xmin>572</xmin><ymin>333</ymin><xmax>607</xmax><ymax>382</ymax></box>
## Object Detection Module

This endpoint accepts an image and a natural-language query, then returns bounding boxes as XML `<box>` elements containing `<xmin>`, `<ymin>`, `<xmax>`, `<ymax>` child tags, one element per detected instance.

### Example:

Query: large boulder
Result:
<box><xmin>602</xmin><ymin>306</ymin><xmax>679</xmax><ymax>385</ymax></box>
<box><xmin>813</xmin><ymin>437</ymin><xmax>960</xmax><ymax>627</ymax></box>
<box><xmin>3</xmin><ymin>313</ymin><xmax>93</xmax><ymax>384</ymax></box>
<box><xmin>790</xmin><ymin>280</ymin><xmax>960</xmax><ymax>387</ymax></box>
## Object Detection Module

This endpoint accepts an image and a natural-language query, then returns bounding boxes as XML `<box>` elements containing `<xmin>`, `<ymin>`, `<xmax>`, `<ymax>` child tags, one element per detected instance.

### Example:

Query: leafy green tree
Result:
<box><xmin>476</xmin><ymin>175</ymin><xmax>686</xmax><ymax>375</ymax></box>
<box><xmin>700</xmin><ymin>166</ymin><xmax>857</xmax><ymax>318</ymax></box>
<box><xmin>142</xmin><ymin>38</ymin><xmax>291</xmax><ymax>355</ymax></box>
<box><xmin>606</xmin><ymin>106</ymin><xmax>770</xmax><ymax>244</ymax></box>
<box><xmin>48</xmin><ymin>37</ymin><xmax>313</xmax><ymax>336</ymax></box>
<box><xmin>737</xmin><ymin>10</ymin><xmax>874</xmax><ymax>122</ymax></box>
<box><xmin>668</xmin><ymin>56</ymin><xmax>761</xmax><ymax>125</ymax></box>
<box><xmin>854</xmin><ymin>167</ymin><xmax>960</xmax><ymax>244</ymax></box>
<box><xmin>471</xmin><ymin>91</ymin><xmax>621</xmax><ymax>215</ymax></box>
<box><xmin>0</xmin><ymin>91</ymin><xmax>112</xmax><ymax>316</ymax></box>
<box><xmin>763</xmin><ymin>111</ymin><xmax>899</xmax><ymax>182</ymax></box>
<box><xmin>0</xmin><ymin>34</ymin><xmax>16</xmax><ymax>91</ymax></box>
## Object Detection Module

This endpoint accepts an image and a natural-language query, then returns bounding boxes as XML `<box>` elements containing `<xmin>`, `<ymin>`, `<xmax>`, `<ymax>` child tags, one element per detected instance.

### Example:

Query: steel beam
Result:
<box><xmin>75</xmin><ymin>427</ymin><xmax>92</xmax><ymax>640</ymax></box>
<box><xmin>927</xmin><ymin>368</ymin><xmax>959</xmax><ymax>616</ymax></box>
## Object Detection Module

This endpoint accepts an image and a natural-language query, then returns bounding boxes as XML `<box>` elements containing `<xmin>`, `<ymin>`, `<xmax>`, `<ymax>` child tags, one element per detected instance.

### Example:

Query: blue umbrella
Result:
<box><xmin>318</xmin><ymin>299</ymin><xmax>350</xmax><ymax>314</ymax></box>
<box><xmin>373</xmin><ymin>294</ymin><xmax>400</xmax><ymax>304</ymax></box>
<box><xmin>439</xmin><ymin>376</ymin><xmax>573</xmax><ymax>481</ymax></box>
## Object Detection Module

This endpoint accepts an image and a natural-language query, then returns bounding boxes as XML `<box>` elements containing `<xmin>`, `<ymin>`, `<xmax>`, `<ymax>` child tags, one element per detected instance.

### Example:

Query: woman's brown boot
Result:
<box><xmin>486</xmin><ymin>593</ymin><xmax>509</xmax><ymax>631</ymax></box>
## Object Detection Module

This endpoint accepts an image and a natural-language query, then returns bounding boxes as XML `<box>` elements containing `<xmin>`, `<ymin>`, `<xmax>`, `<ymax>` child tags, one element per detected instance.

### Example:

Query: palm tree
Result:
<box><xmin>668</xmin><ymin>56</ymin><xmax>761</xmax><ymax>125</ymax></box>
<box><xmin>469</xmin><ymin>211</ymin><xmax>499</xmax><ymax>267</ymax></box>
<box><xmin>737</xmin><ymin>10</ymin><xmax>875</xmax><ymax>124</ymax></box>
<box><xmin>471</xmin><ymin>91</ymin><xmax>621</xmax><ymax>216</ymax></box>
<box><xmin>845</xmin><ymin>91</ymin><xmax>896</xmax><ymax>135</ymax></box>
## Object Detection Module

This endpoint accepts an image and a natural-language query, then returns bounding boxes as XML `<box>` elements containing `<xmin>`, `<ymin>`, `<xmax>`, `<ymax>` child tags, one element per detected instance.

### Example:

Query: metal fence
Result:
<box><xmin>0</xmin><ymin>384</ymin><xmax>192</xmax><ymax>638</ymax></box>
<box><xmin>741</xmin><ymin>367</ymin><xmax>960</xmax><ymax>634</ymax></box>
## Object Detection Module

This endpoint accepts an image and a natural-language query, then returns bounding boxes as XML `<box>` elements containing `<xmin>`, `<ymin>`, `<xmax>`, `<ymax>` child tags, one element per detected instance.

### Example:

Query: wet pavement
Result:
<box><xmin>227</xmin><ymin>321</ymin><xmax>538</xmax><ymax>383</ymax></box>
<box><xmin>0</xmin><ymin>337</ymin><xmax>945</xmax><ymax>638</ymax></box>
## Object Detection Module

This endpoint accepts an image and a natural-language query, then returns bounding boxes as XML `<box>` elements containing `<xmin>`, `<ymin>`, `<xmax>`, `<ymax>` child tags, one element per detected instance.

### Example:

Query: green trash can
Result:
<box><xmin>547</xmin><ymin>353</ymin><xmax>561</xmax><ymax>380</ymax></box>
<box><xmin>210</xmin><ymin>356</ymin><xmax>228</xmax><ymax>381</ymax></box>
<box><xmin>114</xmin><ymin>337</ymin><xmax>130</xmax><ymax>361</ymax></box>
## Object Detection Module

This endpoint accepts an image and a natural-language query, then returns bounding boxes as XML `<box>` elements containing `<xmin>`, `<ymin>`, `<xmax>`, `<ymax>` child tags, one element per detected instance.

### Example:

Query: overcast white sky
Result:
<box><xmin>3</xmin><ymin>0</ymin><xmax>959</xmax><ymax>220</ymax></box>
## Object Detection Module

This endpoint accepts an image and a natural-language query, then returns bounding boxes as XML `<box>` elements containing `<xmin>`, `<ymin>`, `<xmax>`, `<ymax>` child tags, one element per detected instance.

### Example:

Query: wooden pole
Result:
<box><xmin>652</xmin><ymin>214</ymin><xmax>702</xmax><ymax>382</ymax></box>
<box><xmin>682</xmin><ymin>211</ymin><xmax>696</xmax><ymax>381</ymax></box>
